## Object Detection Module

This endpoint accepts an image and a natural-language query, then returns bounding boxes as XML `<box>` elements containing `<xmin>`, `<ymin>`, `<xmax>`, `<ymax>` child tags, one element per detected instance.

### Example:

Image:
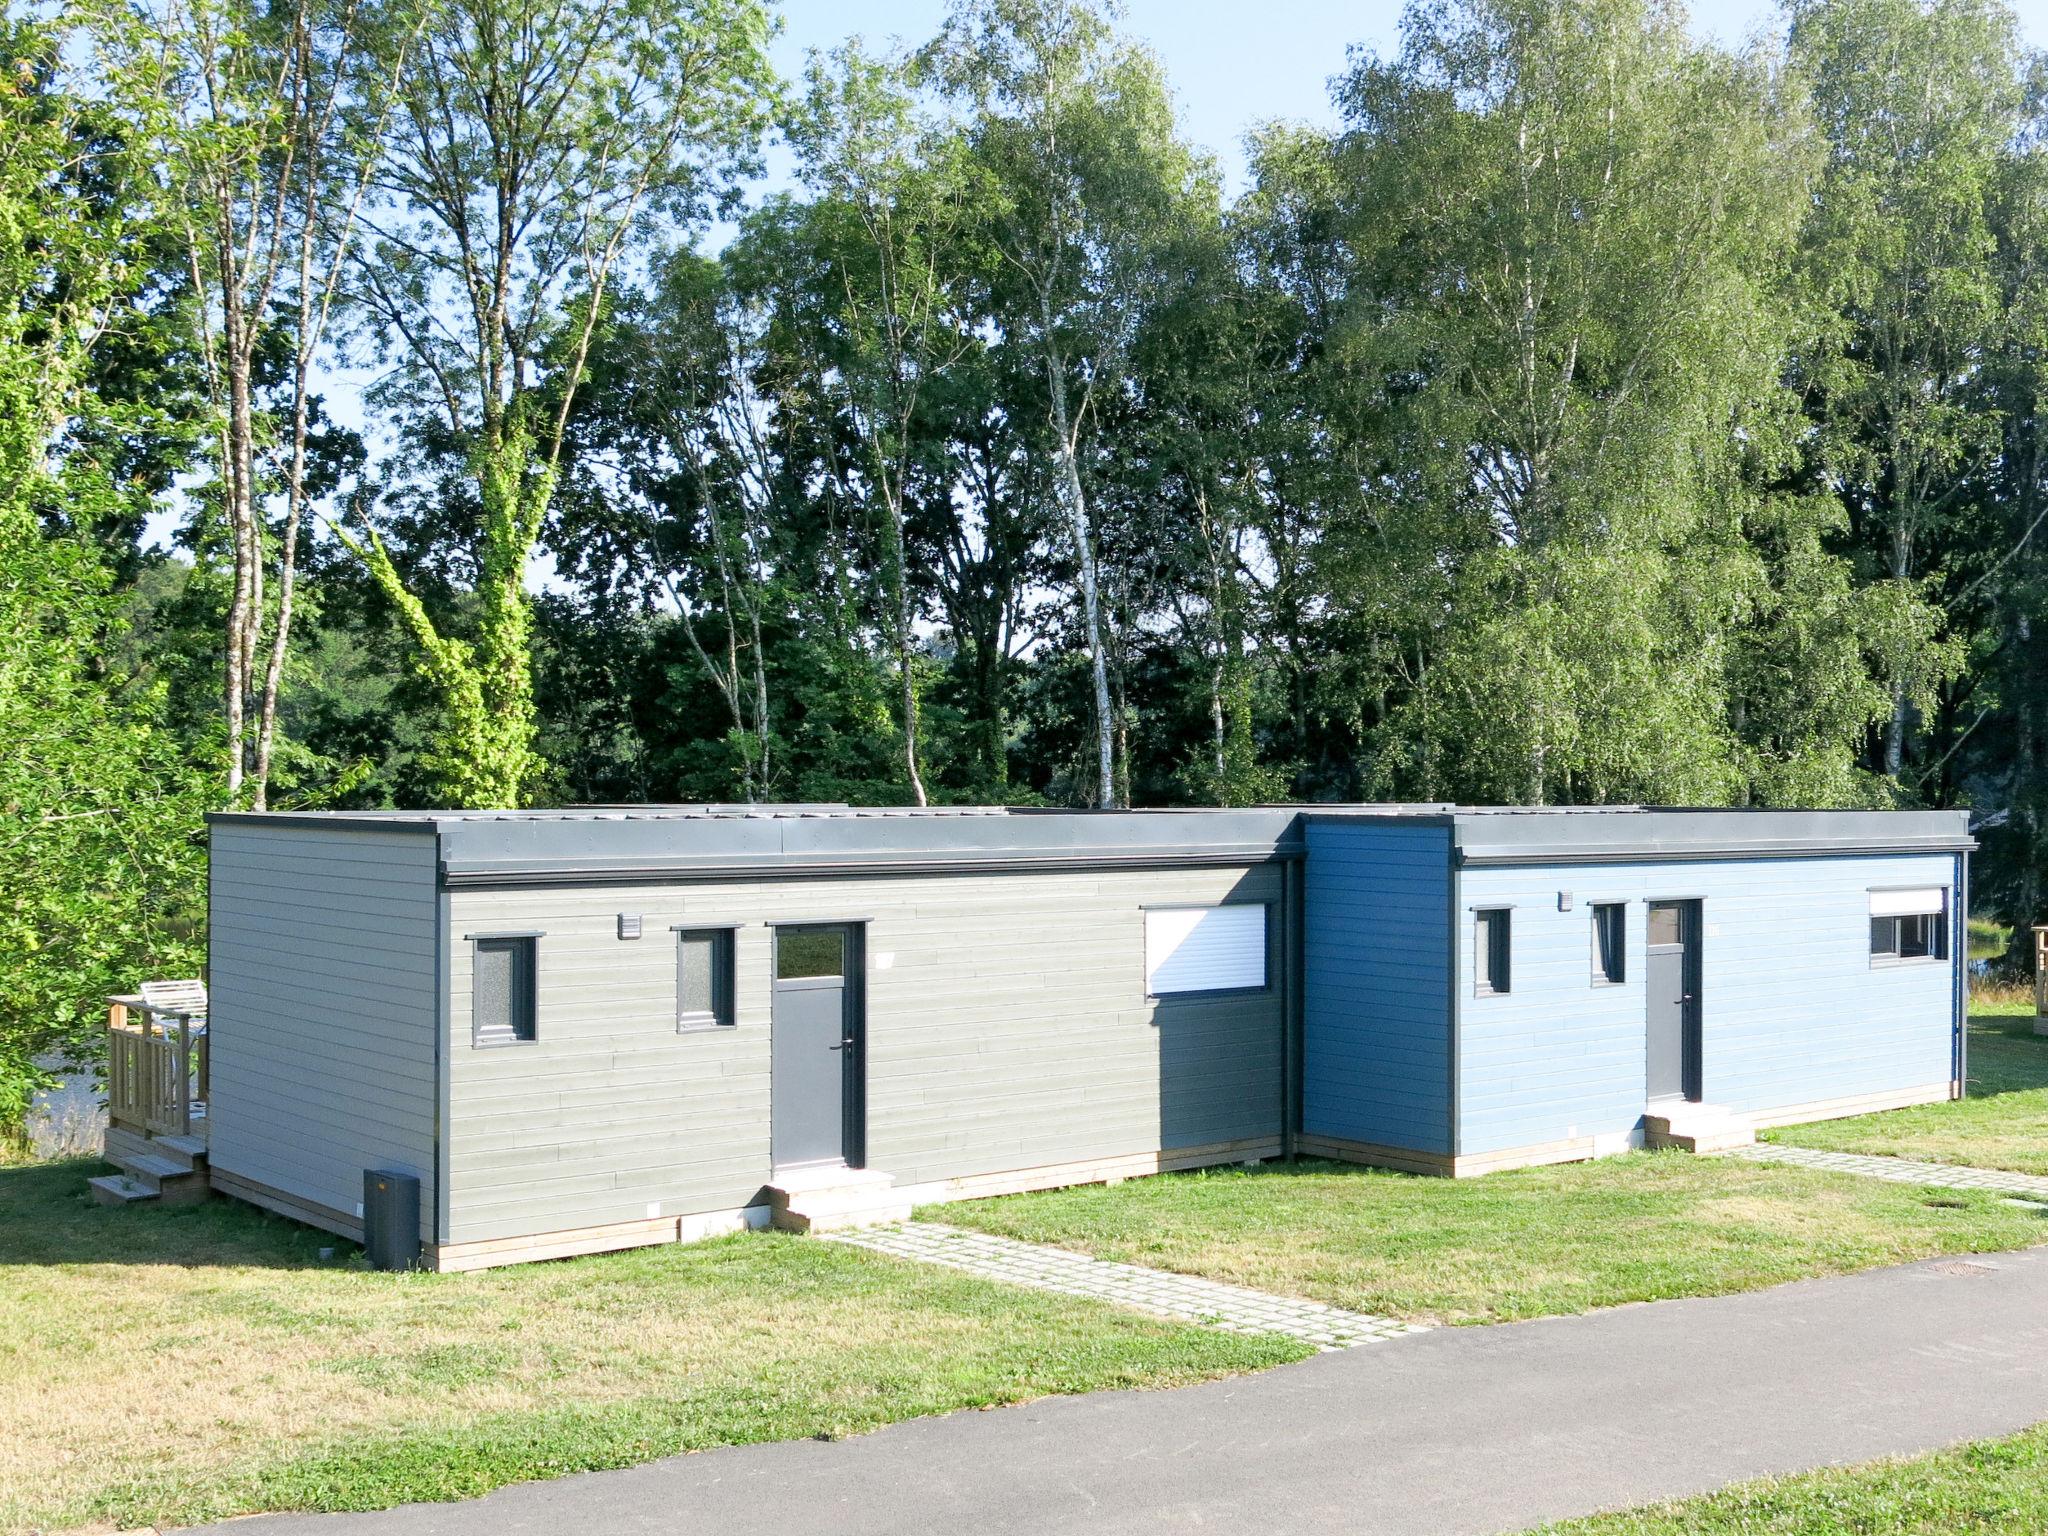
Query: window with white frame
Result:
<box><xmin>1144</xmin><ymin>904</ymin><xmax>1267</xmax><ymax>996</ymax></box>
<box><xmin>1869</xmin><ymin>887</ymin><xmax>1948</xmax><ymax>963</ymax></box>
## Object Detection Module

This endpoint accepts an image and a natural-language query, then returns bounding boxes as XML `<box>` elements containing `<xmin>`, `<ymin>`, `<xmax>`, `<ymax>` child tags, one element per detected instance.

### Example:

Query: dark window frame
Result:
<box><xmin>674</xmin><ymin>926</ymin><xmax>738</xmax><ymax>1031</ymax></box>
<box><xmin>468</xmin><ymin>932</ymin><xmax>539</xmax><ymax>1048</ymax></box>
<box><xmin>1475</xmin><ymin>908</ymin><xmax>1511</xmax><ymax>997</ymax></box>
<box><xmin>1591</xmin><ymin>902</ymin><xmax>1626</xmax><ymax>986</ymax></box>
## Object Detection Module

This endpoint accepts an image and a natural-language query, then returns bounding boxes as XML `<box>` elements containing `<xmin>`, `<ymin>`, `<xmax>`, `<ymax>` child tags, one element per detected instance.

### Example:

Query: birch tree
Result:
<box><xmin>785</xmin><ymin>45</ymin><xmax>985</xmax><ymax>806</ymax></box>
<box><xmin>343</xmin><ymin>0</ymin><xmax>777</xmax><ymax>806</ymax></box>
<box><xmin>94</xmin><ymin>0</ymin><xmax>412</xmax><ymax>808</ymax></box>
<box><xmin>929</xmin><ymin>0</ymin><xmax>1198</xmax><ymax>806</ymax></box>
<box><xmin>1791</xmin><ymin>0</ymin><xmax>2023</xmax><ymax>781</ymax></box>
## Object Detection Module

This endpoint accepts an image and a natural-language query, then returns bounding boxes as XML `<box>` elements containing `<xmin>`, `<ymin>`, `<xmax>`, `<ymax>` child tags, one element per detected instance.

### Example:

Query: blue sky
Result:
<box><xmin>767</xmin><ymin>0</ymin><xmax>2048</xmax><ymax>192</ymax></box>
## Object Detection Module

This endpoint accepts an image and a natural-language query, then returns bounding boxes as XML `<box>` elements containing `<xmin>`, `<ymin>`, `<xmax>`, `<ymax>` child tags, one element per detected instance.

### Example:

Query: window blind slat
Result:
<box><xmin>1145</xmin><ymin>905</ymin><xmax>1266</xmax><ymax>995</ymax></box>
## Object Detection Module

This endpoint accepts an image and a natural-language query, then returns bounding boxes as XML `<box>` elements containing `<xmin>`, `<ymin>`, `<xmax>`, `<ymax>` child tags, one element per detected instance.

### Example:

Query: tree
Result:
<box><xmin>0</xmin><ymin>19</ymin><xmax>208</xmax><ymax>1145</ymax></box>
<box><xmin>929</xmin><ymin>0</ymin><xmax>1201</xmax><ymax>806</ymax></box>
<box><xmin>1791</xmin><ymin>0</ymin><xmax>2026</xmax><ymax>786</ymax></box>
<box><xmin>1321</xmin><ymin>0</ymin><xmax>1880</xmax><ymax>805</ymax></box>
<box><xmin>783</xmin><ymin>45</ymin><xmax>988</xmax><ymax>805</ymax></box>
<box><xmin>94</xmin><ymin>0</ymin><xmax>412</xmax><ymax>809</ymax></box>
<box><xmin>343</xmin><ymin>0</ymin><xmax>778</xmax><ymax>807</ymax></box>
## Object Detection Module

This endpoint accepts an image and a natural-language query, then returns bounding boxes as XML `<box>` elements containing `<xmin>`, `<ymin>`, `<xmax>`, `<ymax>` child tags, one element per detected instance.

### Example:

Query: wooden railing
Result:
<box><xmin>2036</xmin><ymin>927</ymin><xmax>2048</xmax><ymax>1018</ymax></box>
<box><xmin>107</xmin><ymin>996</ymin><xmax>207</xmax><ymax>1139</ymax></box>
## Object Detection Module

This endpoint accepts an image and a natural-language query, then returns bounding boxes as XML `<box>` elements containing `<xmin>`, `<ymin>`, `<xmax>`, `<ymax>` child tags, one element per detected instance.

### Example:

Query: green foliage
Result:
<box><xmin>0</xmin><ymin>19</ymin><xmax>209</xmax><ymax>1144</ymax></box>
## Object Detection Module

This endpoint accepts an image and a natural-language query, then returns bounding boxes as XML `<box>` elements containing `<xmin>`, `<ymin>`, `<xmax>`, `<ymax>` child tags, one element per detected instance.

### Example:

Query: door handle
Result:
<box><xmin>826</xmin><ymin>1037</ymin><xmax>855</xmax><ymax>1052</ymax></box>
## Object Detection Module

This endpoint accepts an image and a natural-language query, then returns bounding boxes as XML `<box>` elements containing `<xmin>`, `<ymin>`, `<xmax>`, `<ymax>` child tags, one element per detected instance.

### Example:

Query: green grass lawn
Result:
<box><xmin>1764</xmin><ymin>998</ymin><xmax>2048</xmax><ymax>1176</ymax></box>
<box><xmin>932</xmin><ymin>1151</ymin><xmax>2048</xmax><ymax>1326</ymax></box>
<box><xmin>1533</xmin><ymin>1423</ymin><xmax>2048</xmax><ymax>1533</ymax></box>
<box><xmin>0</xmin><ymin>1159</ymin><xmax>1305</xmax><ymax>1536</ymax></box>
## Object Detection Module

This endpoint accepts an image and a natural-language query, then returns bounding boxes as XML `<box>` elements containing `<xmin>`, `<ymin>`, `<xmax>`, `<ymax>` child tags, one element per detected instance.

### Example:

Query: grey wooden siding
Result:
<box><xmin>444</xmin><ymin>863</ymin><xmax>1285</xmax><ymax>1244</ymax></box>
<box><xmin>208</xmin><ymin>823</ymin><xmax>440</xmax><ymax>1237</ymax></box>
<box><xmin>1301</xmin><ymin>820</ymin><xmax>1454</xmax><ymax>1154</ymax></box>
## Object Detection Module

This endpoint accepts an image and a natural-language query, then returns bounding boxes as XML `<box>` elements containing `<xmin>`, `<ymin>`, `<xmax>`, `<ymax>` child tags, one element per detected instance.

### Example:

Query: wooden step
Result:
<box><xmin>153</xmin><ymin>1132</ymin><xmax>209</xmax><ymax>1168</ymax></box>
<box><xmin>105</xmin><ymin>1150</ymin><xmax>212</xmax><ymax>1205</ymax></box>
<box><xmin>88</xmin><ymin>1174</ymin><xmax>159</xmax><ymax>1206</ymax></box>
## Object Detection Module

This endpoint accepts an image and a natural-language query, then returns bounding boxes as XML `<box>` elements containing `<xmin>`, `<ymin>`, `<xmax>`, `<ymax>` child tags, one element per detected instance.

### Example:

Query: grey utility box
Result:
<box><xmin>363</xmin><ymin>1169</ymin><xmax>421</xmax><ymax>1271</ymax></box>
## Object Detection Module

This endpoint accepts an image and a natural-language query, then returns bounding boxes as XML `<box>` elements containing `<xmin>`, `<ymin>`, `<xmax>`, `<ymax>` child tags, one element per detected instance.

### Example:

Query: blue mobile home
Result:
<box><xmin>104</xmin><ymin>802</ymin><xmax>1972</xmax><ymax>1268</ymax></box>
<box><xmin>1301</xmin><ymin>807</ymin><xmax>1972</xmax><ymax>1175</ymax></box>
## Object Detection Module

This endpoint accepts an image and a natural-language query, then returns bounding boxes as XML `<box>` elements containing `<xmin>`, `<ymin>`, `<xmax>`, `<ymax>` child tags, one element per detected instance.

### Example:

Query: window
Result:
<box><xmin>1592</xmin><ymin>903</ymin><xmax>1626</xmax><ymax>986</ymax></box>
<box><xmin>776</xmin><ymin>927</ymin><xmax>846</xmax><ymax>980</ymax></box>
<box><xmin>471</xmin><ymin>935</ymin><xmax>536</xmax><ymax>1047</ymax></box>
<box><xmin>1144</xmin><ymin>904</ymin><xmax>1267</xmax><ymax>996</ymax></box>
<box><xmin>1475</xmin><ymin>908</ymin><xmax>1511</xmax><ymax>996</ymax></box>
<box><xmin>676</xmin><ymin>928</ymin><xmax>736</xmax><ymax>1029</ymax></box>
<box><xmin>1870</xmin><ymin>887</ymin><xmax>1948</xmax><ymax>963</ymax></box>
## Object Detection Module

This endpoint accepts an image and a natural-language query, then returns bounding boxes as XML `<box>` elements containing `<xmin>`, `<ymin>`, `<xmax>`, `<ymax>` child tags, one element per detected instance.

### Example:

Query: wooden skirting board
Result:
<box><xmin>209</xmin><ymin>1166</ymin><xmax>366</xmax><ymax>1243</ymax></box>
<box><xmin>1291</xmin><ymin>1134</ymin><xmax>1599</xmax><ymax>1178</ymax></box>
<box><xmin>427</xmin><ymin>1206</ymin><xmax>770</xmax><ymax>1273</ymax></box>
<box><xmin>1747</xmin><ymin>1081</ymin><xmax>1954</xmax><ymax>1129</ymax></box>
<box><xmin>897</xmin><ymin>1136</ymin><xmax>1282</xmax><ymax>1208</ymax></box>
<box><xmin>1301</xmin><ymin>1081</ymin><xmax>1959</xmax><ymax>1179</ymax></box>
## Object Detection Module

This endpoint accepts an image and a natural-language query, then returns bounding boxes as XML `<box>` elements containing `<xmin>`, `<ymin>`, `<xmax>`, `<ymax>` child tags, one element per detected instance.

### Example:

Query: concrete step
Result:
<box><xmin>1644</xmin><ymin>1104</ymin><xmax>1756</xmax><ymax>1155</ymax></box>
<box><xmin>768</xmin><ymin>1168</ymin><xmax>911</xmax><ymax>1234</ymax></box>
<box><xmin>88</xmin><ymin>1174</ymin><xmax>159</xmax><ymax>1206</ymax></box>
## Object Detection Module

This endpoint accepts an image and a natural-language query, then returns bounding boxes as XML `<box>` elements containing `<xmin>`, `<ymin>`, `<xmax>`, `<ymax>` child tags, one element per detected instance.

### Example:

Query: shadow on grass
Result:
<box><xmin>1966</xmin><ymin>1010</ymin><xmax>2048</xmax><ymax>1101</ymax></box>
<box><xmin>0</xmin><ymin>1157</ymin><xmax>350</xmax><ymax>1270</ymax></box>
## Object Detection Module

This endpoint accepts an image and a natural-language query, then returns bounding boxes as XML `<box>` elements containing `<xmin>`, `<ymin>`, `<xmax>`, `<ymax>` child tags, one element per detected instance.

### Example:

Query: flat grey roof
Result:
<box><xmin>209</xmin><ymin>806</ymin><xmax>1309</xmax><ymax>883</ymax></box>
<box><xmin>208</xmin><ymin>803</ymin><xmax>1975</xmax><ymax>881</ymax></box>
<box><xmin>1298</xmin><ymin>805</ymin><xmax>1976</xmax><ymax>863</ymax></box>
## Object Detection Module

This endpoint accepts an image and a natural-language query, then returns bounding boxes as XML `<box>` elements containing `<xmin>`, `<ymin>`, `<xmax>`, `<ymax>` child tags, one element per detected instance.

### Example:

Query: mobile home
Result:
<box><xmin>99</xmin><ymin>803</ymin><xmax>1970</xmax><ymax>1269</ymax></box>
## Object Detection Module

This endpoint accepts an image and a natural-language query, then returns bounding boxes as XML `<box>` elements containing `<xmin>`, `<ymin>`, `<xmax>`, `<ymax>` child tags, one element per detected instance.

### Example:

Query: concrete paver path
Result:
<box><xmin>826</xmin><ymin>1221</ymin><xmax>1428</xmax><ymax>1348</ymax></box>
<box><xmin>208</xmin><ymin>1244</ymin><xmax>2048</xmax><ymax>1536</ymax></box>
<box><xmin>1734</xmin><ymin>1140</ymin><xmax>2048</xmax><ymax>1200</ymax></box>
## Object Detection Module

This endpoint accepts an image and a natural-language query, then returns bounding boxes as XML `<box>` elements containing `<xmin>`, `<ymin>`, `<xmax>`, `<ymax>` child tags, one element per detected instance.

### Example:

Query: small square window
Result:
<box><xmin>1592</xmin><ymin>903</ymin><xmax>1626</xmax><ymax>985</ymax></box>
<box><xmin>1475</xmin><ymin>909</ymin><xmax>1510</xmax><ymax>996</ymax></box>
<box><xmin>472</xmin><ymin>936</ymin><xmax>537</xmax><ymax>1047</ymax></box>
<box><xmin>677</xmin><ymin>928</ymin><xmax>736</xmax><ymax>1029</ymax></box>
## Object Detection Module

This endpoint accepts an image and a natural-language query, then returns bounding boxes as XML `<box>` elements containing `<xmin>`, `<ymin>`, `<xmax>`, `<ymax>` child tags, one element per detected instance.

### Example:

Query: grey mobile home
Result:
<box><xmin>143</xmin><ymin>803</ymin><xmax>1970</xmax><ymax>1270</ymax></box>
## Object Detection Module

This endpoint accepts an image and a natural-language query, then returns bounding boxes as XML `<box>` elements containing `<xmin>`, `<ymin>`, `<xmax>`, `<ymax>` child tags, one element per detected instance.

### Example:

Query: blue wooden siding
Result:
<box><xmin>1302</xmin><ymin>820</ymin><xmax>1453</xmax><ymax>1154</ymax></box>
<box><xmin>1453</xmin><ymin>852</ymin><xmax>1961</xmax><ymax>1156</ymax></box>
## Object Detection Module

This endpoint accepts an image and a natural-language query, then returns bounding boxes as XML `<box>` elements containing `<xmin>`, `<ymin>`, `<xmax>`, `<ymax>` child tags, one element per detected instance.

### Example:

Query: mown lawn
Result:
<box><xmin>933</xmin><ymin>1151</ymin><xmax>2048</xmax><ymax>1326</ymax></box>
<box><xmin>0</xmin><ymin>1159</ymin><xmax>1305</xmax><ymax>1536</ymax></box>
<box><xmin>1765</xmin><ymin>998</ymin><xmax>2048</xmax><ymax>1177</ymax></box>
<box><xmin>1533</xmin><ymin>1423</ymin><xmax>2048</xmax><ymax>1533</ymax></box>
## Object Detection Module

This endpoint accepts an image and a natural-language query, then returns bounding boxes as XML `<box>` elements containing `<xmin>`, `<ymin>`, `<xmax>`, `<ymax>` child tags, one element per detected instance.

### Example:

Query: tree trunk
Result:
<box><xmin>1041</xmin><ymin>345</ymin><xmax>1115</xmax><ymax>808</ymax></box>
<box><xmin>881</xmin><ymin>490</ymin><xmax>927</xmax><ymax>806</ymax></box>
<box><xmin>222</xmin><ymin>300</ymin><xmax>258</xmax><ymax>803</ymax></box>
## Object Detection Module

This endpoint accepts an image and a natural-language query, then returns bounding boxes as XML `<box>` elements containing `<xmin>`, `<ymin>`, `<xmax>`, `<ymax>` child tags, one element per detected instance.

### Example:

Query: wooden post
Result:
<box><xmin>2034</xmin><ymin>927</ymin><xmax>2048</xmax><ymax>1037</ymax></box>
<box><xmin>176</xmin><ymin>1013</ymin><xmax>192</xmax><ymax>1137</ymax></box>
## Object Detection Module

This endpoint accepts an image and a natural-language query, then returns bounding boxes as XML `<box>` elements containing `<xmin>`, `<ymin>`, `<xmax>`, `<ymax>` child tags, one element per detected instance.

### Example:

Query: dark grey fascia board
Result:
<box><xmin>439</xmin><ymin>844</ymin><xmax>1306</xmax><ymax>890</ymax></box>
<box><xmin>1456</xmin><ymin>837</ymin><xmax>1977</xmax><ymax>867</ymax></box>
<box><xmin>205</xmin><ymin>809</ymin><xmax>441</xmax><ymax>835</ymax></box>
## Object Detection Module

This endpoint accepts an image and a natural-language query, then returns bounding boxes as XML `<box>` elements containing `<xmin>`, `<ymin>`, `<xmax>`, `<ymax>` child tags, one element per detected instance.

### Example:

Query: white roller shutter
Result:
<box><xmin>1145</xmin><ymin>905</ymin><xmax>1267</xmax><ymax>996</ymax></box>
<box><xmin>1869</xmin><ymin>887</ymin><xmax>1946</xmax><ymax>918</ymax></box>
